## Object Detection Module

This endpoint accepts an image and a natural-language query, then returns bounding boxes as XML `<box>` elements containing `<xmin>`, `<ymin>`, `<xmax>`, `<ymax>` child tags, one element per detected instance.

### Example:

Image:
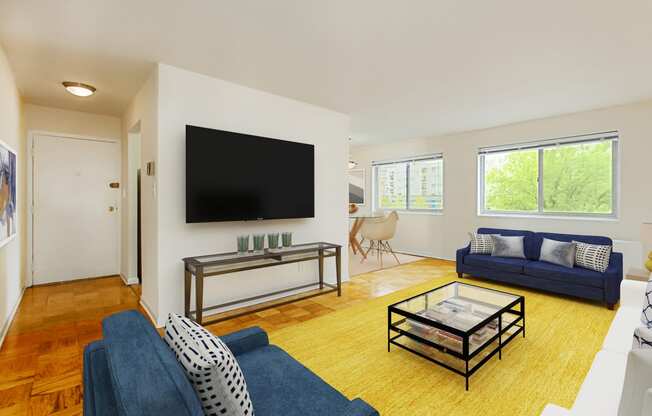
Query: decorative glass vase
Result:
<box><xmin>253</xmin><ymin>234</ymin><xmax>266</xmax><ymax>253</ymax></box>
<box><xmin>282</xmin><ymin>232</ymin><xmax>293</xmax><ymax>248</ymax></box>
<box><xmin>236</xmin><ymin>235</ymin><xmax>250</xmax><ymax>255</ymax></box>
<box><xmin>267</xmin><ymin>233</ymin><xmax>280</xmax><ymax>250</ymax></box>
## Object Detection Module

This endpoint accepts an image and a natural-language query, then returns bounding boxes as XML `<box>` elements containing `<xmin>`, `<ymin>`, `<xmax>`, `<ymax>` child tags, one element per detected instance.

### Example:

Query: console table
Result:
<box><xmin>182</xmin><ymin>242</ymin><xmax>342</xmax><ymax>325</ymax></box>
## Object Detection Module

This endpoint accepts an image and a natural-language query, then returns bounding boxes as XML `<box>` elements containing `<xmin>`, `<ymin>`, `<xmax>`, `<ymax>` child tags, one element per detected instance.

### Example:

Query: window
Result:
<box><xmin>478</xmin><ymin>132</ymin><xmax>618</xmax><ymax>217</ymax></box>
<box><xmin>373</xmin><ymin>154</ymin><xmax>443</xmax><ymax>212</ymax></box>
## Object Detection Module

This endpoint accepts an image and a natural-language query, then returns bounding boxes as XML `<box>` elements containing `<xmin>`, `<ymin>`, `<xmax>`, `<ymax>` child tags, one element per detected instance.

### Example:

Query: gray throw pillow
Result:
<box><xmin>539</xmin><ymin>238</ymin><xmax>576</xmax><ymax>268</ymax></box>
<box><xmin>491</xmin><ymin>235</ymin><xmax>526</xmax><ymax>259</ymax></box>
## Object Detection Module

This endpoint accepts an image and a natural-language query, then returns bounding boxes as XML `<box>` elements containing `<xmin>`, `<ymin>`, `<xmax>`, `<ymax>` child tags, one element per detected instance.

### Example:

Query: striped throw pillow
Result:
<box><xmin>164</xmin><ymin>313</ymin><xmax>253</xmax><ymax>416</ymax></box>
<box><xmin>469</xmin><ymin>232</ymin><xmax>497</xmax><ymax>255</ymax></box>
<box><xmin>573</xmin><ymin>241</ymin><xmax>612</xmax><ymax>273</ymax></box>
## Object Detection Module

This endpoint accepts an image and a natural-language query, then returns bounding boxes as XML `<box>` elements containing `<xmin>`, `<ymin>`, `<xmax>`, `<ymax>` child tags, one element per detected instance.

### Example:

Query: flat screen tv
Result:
<box><xmin>186</xmin><ymin>125</ymin><xmax>315</xmax><ymax>223</ymax></box>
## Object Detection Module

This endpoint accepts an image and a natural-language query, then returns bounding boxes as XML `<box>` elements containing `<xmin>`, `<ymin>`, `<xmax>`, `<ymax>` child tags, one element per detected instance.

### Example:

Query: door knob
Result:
<box><xmin>109</xmin><ymin>206</ymin><xmax>116</xmax><ymax>212</ymax></box>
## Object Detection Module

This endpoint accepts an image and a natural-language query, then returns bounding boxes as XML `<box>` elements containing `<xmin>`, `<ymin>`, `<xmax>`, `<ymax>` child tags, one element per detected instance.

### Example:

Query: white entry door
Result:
<box><xmin>32</xmin><ymin>134</ymin><xmax>120</xmax><ymax>284</ymax></box>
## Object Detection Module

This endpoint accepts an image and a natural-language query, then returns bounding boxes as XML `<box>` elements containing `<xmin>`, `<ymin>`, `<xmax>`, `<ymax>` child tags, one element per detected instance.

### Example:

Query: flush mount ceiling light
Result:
<box><xmin>62</xmin><ymin>81</ymin><xmax>96</xmax><ymax>97</ymax></box>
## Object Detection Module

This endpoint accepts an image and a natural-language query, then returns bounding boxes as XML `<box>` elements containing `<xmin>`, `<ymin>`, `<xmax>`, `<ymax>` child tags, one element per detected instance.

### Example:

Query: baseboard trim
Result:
<box><xmin>356</xmin><ymin>244</ymin><xmax>454</xmax><ymax>262</ymax></box>
<box><xmin>120</xmin><ymin>273</ymin><xmax>140</xmax><ymax>286</ymax></box>
<box><xmin>139</xmin><ymin>298</ymin><xmax>161</xmax><ymax>328</ymax></box>
<box><xmin>0</xmin><ymin>286</ymin><xmax>25</xmax><ymax>350</ymax></box>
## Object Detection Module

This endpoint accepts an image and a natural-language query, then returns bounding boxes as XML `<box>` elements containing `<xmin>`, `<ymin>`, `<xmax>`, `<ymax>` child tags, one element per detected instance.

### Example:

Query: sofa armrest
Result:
<box><xmin>221</xmin><ymin>326</ymin><xmax>269</xmax><ymax>356</ymax></box>
<box><xmin>456</xmin><ymin>245</ymin><xmax>470</xmax><ymax>273</ymax></box>
<box><xmin>83</xmin><ymin>341</ymin><xmax>119</xmax><ymax>416</ymax></box>
<box><xmin>539</xmin><ymin>404</ymin><xmax>572</xmax><ymax>416</ymax></box>
<box><xmin>102</xmin><ymin>310</ymin><xmax>204</xmax><ymax>416</ymax></box>
<box><xmin>604</xmin><ymin>252</ymin><xmax>623</xmax><ymax>305</ymax></box>
<box><xmin>621</xmin><ymin>279</ymin><xmax>648</xmax><ymax>308</ymax></box>
<box><xmin>342</xmin><ymin>398</ymin><xmax>379</xmax><ymax>416</ymax></box>
<box><xmin>643</xmin><ymin>387</ymin><xmax>652</xmax><ymax>416</ymax></box>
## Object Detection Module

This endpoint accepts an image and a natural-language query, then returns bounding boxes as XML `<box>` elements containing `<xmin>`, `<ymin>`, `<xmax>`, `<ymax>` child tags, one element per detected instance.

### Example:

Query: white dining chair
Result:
<box><xmin>359</xmin><ymin>211</ymin><xmax>400</xmax><ymax>267</ymax></box>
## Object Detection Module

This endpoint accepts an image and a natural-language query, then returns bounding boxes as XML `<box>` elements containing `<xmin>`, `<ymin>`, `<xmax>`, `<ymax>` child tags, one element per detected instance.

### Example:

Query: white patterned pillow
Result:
<box><xmin>641</xmin><ymin>279</ymin><xmax>652</xmax><ymax>327</ymax></box>
<box><xmin>164</xmin><ymin>313</ymin><xmax>253</xmax><ymax>416</ymax></box>
<box><xmin>469</xmin><ymin>232</ymin><xmax>497</xmax><ymax>255</ymax></box>
<box><xmin>633</xmin><ymin>326</ymin><xmax>652</xmax><ymax>349</ymax></box>
<box><xmin>573</xmin><ymin>241</ymin><xmax>612</xmax><ymax>273</ymax></box>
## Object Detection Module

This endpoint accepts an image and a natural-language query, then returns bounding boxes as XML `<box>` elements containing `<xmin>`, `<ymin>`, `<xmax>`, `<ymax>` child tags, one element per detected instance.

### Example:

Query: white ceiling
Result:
<box><xmin>1</xmin><ymin>0</ymin><xmax>652</xmax><ymax>144</ymax></box>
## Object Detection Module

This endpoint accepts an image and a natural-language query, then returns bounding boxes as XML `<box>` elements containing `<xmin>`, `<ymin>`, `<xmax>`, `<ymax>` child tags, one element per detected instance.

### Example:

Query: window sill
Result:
<box><xmin>380</xmin><ymin>209</ymin><xmax>444</xmax><ymax>216</ymax></box>
<box><xmin>477</xmin><ymin>212</ymin><xmax>619</xmax><ymax>222</ymax></box>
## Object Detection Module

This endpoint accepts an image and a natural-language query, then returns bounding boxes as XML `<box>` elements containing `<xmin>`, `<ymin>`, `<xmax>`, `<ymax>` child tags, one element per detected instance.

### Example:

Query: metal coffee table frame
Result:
<box><xmin>387</xmin><ymin>281</ymin><xmax>525</xmax><ymax>390</ymax></box>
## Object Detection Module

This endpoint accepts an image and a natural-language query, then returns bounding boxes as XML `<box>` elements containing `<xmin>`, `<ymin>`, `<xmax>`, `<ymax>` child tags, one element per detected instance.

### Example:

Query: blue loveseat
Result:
<box><xmin>456</xmin><ymin>228</ymin><xmax>623</xmax><ymax>309</ymax></box>
<box><xmin>83</xmin><ymin>310</ymin><xmax>378</xmax><ymax>416</ymax></box>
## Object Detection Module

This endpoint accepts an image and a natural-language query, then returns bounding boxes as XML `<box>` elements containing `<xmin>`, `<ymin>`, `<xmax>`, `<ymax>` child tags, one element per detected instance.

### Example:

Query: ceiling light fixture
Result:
<box><xmin>62</xmin><ymin>81</ymin><xmax>96</xmax><ymax>97</ymax></box>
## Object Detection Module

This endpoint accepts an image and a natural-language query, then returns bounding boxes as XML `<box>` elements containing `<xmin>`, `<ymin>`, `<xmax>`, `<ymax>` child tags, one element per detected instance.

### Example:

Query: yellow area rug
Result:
<box><xmin>269</xmin><ymin>260</ymin><xmax>616</xmax><ymax>416</ymax></box>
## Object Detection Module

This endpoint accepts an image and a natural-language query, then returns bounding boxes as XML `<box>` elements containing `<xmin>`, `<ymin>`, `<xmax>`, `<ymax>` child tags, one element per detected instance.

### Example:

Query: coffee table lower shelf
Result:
<box><xmin>388</xmin><ymin>310</ymin><xmax>525</xmax><ymax>390</ymax></box>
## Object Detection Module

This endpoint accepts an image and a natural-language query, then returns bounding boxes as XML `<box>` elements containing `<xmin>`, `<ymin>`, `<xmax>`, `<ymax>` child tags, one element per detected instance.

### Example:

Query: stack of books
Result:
<box><xmin>405</xmin><ymin>297</ymin><xmax>502</xmax><ymax>351</ymax></box>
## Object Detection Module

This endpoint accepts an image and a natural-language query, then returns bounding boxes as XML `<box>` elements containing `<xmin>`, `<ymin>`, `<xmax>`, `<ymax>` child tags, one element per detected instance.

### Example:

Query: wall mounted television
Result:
<box><xmin>186</xmin><ymin>125</ymin><xmax>315</xmax><ymax>223</ymax></box>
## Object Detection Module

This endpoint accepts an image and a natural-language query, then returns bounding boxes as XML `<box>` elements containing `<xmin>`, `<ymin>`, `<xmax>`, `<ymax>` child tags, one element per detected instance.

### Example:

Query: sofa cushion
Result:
<box><xmin>524</xmin><ymin>261</ymin><xmax>604</xmax><ymax>289</ymax></box>
<box><xmin>237</xmin><ymin>345</ymin><xmax>356</xmax><ymax>416</ymax></box>
<box><xmin>539</xmin><ymin>238</ymin><xmax>576</xmax><ymax>269</ymax></box>
<box><xmin>464</xmin><ymin>254</ymin><xmax>529</xmax><ymax>274</ymax></box>
<box><xmin>477</xmin><ymin>228</ymin><xmax>538</xmax><ymax>259</ymax></box>
<box><xmin>163</xmin><ymin>313</ymin><xmax>253</xmax><ymax>416</ymax></box>
<box><xmin>469</xmin><ymin>232</ymin><xmax>496</xmax><ymax>254</ymax></box>
<box><xmin>633</xmin><ymin>326</ymin><xmax>652</xmax><ymax>349</ymax></box>
<box><xmin>530</xmin><ymin>232</ymin><xmax>612</xmax><ymax>261</ymax></box>
<box><xmin>641</xmin><ymin>279</ymin><xmax>652</xmax><ymax>327</ymax></box>
<box><xmin>491</xmin><ymin>235</ymin><xmax>526</xmax><ymax>259</ymax></box>
<box><xmin>574</xmin><ymin>241</ymin><xmax>612</xmax><ymax>273</ymax></box>
<box><xmin>102</xmin><ymin>310</ymin><xmax>204</xmax><ymax>416</ymax></box>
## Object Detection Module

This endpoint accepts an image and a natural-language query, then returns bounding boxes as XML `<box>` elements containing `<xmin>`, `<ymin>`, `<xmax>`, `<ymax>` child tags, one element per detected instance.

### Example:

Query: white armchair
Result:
<box><xmin>541</xmin><ymin>279</ymin><xmax>649</xmax><ymax>416</ymax></box>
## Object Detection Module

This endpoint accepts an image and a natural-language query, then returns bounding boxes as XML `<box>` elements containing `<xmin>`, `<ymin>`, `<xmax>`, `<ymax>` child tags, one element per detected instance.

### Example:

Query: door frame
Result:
<box><xmin>26</xmin><ymin>130</ymin><xmax>121</xmax><ymax>287</ymax></box>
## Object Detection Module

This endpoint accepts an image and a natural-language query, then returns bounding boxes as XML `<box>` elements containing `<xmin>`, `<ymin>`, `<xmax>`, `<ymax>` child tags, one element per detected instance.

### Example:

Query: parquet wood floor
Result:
<box><xmin>0</xmin><ymin>258</ymin><xmax>454</xmax><ymax>415</ymax></box>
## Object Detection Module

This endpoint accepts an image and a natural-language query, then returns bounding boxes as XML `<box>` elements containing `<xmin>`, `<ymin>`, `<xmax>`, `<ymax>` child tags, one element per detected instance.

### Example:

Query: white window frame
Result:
<box><xmin>372</xmin><ymin>153</ymin><xmax>444</xmax><ymax>214</ymax></box>
<box><xmin>477</xmin><ymin>131</ymin><xmax>619</xmax><ymax>219</ymax></box>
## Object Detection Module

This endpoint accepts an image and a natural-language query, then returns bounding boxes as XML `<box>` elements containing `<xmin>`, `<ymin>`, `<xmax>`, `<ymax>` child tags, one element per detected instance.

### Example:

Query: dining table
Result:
<box><xmin>349</xmin><ymin>213</ymin><xmax>384</xmax><ymax>260</ymax></box>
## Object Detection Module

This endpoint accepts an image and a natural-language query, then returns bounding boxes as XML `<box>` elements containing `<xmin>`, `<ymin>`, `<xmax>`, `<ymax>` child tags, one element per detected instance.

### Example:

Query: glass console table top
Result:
<box><xmin>185</xmin><ymin>242</ymin><xmax>340</xmax><ymax>266</ymax></box>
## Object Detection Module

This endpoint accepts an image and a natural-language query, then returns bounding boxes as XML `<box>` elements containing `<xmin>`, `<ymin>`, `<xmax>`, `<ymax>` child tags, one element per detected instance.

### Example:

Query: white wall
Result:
<box><xmin>24</xmin><ymin>104</ymin><xmax>121</xmax><ymax>140</ymax></box>
<box><xmin>154</xmin><ymin>64</ymin><xmax>350</xmax><ymax>325</ymax></box>
<box><xmin>0</xmin><ymin>44</ymin><xmax>24</xmax><ymax>343</ymax></box>
<box><xmin>351</xmin><ymin>100</ymin><xmax>652</xmax><ymax>272</ymax></box>
<box><xmin>121</xmin><ymin>70</ymin><xmax>159</xmax><ymax>320</ymax></box>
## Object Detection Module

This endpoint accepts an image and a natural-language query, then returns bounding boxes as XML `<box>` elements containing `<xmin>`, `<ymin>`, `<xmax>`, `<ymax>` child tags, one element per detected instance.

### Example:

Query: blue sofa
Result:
<box><xmin>456</xmin><ymin>228</ymin><xmax>623</xmax><ymax>309</ymax></box>
<box><xmin>83</xmin><ymin>310</ymin><xmax>378</xmax><ymax>416</ymax></box>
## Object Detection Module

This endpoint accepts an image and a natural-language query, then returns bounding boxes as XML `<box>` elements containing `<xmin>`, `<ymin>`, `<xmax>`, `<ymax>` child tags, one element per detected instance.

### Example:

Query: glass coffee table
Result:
<box><xmin>388</xmin><ymin>281</ymin><xmax>525</xmax><ymax>390</ymax></box>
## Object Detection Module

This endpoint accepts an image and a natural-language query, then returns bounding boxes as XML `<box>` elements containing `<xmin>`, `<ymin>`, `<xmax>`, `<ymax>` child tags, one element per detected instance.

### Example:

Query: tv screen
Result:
<box><xmin>186</xmin><ymin>125</ymin><xmax>315</xmax><ymax>223</ymax></box>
